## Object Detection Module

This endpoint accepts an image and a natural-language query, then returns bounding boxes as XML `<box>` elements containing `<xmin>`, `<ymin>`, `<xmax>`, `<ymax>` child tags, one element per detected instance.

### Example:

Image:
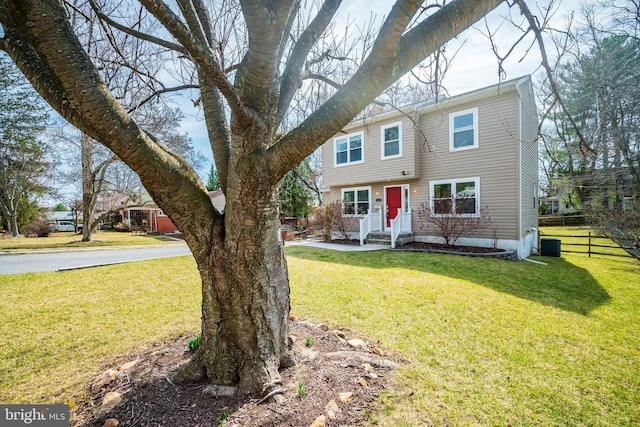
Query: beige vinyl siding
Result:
<box><xmin>518</xmin><ymin>79</ymin><xmax>539</xmax><ymax>236</ymax></box>
<box><xmin>321</xmin><ymin>76</ymin><xmax>538</xmax><ymax>247</ymax></box>
<box><xmin>321</xmin><ymin>115</ymin><xmax>419</xmax><ymax>187</ymax></box>
<box><xmin>417</xmin><ymin>90</ymin><xmax>521</xmax><ymax>240</ymax></box>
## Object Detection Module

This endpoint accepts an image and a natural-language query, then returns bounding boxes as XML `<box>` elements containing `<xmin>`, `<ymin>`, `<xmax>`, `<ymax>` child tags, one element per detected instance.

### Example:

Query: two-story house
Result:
<box><xmin>321</xmin><ymin>76</ymin><xmax>539</xmax><ymax>259</ymax></box>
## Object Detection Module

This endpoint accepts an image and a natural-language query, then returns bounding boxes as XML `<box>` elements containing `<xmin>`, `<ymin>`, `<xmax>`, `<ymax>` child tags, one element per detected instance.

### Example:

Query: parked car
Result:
<box><xmin>49</xmin><ymin>221</ymin><xmax>83</xmax><ymax>232</ymax></box>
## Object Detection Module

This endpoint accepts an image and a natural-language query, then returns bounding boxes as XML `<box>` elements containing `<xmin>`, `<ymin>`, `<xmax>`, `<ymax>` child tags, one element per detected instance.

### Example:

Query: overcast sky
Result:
<box><xmin>174</xmin><ymin>0</ymin><xmax>580</xmax><ymax>176</ymax></box>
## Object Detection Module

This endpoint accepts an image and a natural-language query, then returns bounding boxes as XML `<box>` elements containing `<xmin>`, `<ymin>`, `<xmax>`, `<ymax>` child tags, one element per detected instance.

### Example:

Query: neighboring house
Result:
<box><xmin>96</xmin><ymin>193</ymin><xmax>179</xmax><ymax>233</ymax></box>
<box><xmin>208</xmin><ymin>190</ymin><xmax>226</xmax><ymax>213</ymax></box>
<box><xmin>321</xmin><ymin>76</ymin><xmax>539</xmax><ymax>259</ymax></box>
<box><xmin>48</xmin><ymin>211</ymin><xmax>78</xmax><ymax>223</ymax></box>
<box><xmin>96</xmin><ymin>191</ymin><xmax>228</xmax><ymax>234</ymax></box>
<box><xmin>539</xmin><ymin>194</ymin><xmax>576</xmax><ymax>215</ymax></box>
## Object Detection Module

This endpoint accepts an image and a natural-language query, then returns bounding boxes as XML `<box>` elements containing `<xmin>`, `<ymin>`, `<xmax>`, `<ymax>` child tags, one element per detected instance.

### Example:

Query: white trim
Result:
<box><xmin>429</xmin><ymin>177</ymin><xmax>481</xmax><ymax>218</ymax></box>
<box><xmin>380</xmin><ymin>121</ymin><xmax>403</xmax><ymax>160</ymax></box>
<box><xmin>334</xmin><ymin>131</ymin><xmax>365</xmax><ymax>167</ymax></box>
<box><xmin>449</xmin><ymin>107</ymin><xmax>479</xmax><ymax>152</ymax></box>
<box><xmin>413</xmin><ymin>234</ymin><xmax>531</xmax><ymax>258</ymax></box>
<box><xmin>341</xmin><ymin>186</ymin><xmax>372</xmax><ymax>217</ymax></box>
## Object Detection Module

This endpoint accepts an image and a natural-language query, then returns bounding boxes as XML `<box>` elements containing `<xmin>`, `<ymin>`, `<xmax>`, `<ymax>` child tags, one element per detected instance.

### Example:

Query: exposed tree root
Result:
<box><xmin>323</xmin><ymin>351</ymin><xmax>400</xmax><ymax>368</ymax></box>
<box><xmin>170</xmin><ymin>357</ymin><xmax>206</xmax><ymax>384</ymax></box>
<box><xmin>256</xmin><ymin>387</ymin><xmax>285</xmax><ymax>404</ymax></box>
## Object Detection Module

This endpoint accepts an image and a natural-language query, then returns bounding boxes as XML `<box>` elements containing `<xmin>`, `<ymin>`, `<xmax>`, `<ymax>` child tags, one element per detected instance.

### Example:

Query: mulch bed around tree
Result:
<box><xmin>73</xmin><ymin>320</ymin><xmax>399</xmax><ymax>427</ymax></box>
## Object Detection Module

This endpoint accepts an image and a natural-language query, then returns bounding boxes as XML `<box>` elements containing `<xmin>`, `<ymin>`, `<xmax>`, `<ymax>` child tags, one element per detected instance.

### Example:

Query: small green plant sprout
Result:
<box><xmin>297</xmin><ymin>382</ymin><xmax>307</xmax><ymax>398</ymax></box>
<box><xmin>188</xmin><ymin>334</ymin><xmax>201</xmax><ymax>352</ymax></box>
<box><xmin>305</xmin><ymin>337</ymin><xmax>313</xmax><ymax>347</ymax></box>
<box><xmin>138</xmin><ymin>375</ymin><xmax>145</xmax><ymax>382</ymax></box>
<box><xmin>217</xmin><ymin>411</ymin><xmax>229</xmax><ymax>425</ymax></box>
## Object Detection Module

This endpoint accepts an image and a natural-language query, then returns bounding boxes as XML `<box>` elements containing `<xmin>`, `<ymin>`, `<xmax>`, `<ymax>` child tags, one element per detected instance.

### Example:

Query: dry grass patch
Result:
<box><xmin>0</xmin><ymin>231</ymin><xmax>181</xmax><ymax>252</ymax></box>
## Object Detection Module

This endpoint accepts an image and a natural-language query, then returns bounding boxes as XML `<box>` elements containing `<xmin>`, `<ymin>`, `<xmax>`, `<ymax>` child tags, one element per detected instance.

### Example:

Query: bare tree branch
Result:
<box><xmin>276</xmin><ymin>0</ymin><xmax>341</xmax><ymax>127</ymax></box>
<box><xmin>2</xmin><ymin>28</ymin><xmax>94</xmax><ymax>134</ymax></box>
<box><xmin>127</xmin><ymin>84</ymin><xmax>200</xmax><ymax>113</ymax></box>
<box><xmin>199</xmin><ymin>70</ymin><xmax>231</xmax><ymax>192</ymax></box>
<box><xmin>368</xmin><ymin>0</ymin><xmax>424</xmax><ymax>63</ymax></box>
<box><xmin>270</xmin><ymin>0</ymin><xmax>505</xmax><ymax>180</ymax></box>
<box><xmin>300</xmin><ymin>70</ymin><xmax>341</xmax><ymax>89</ymax></box>
<box><xmin>137</xmin><ymin>0</ymin><xmax>254</xmax><ymax>128</ymax></box>
<box><xmin>192</xmin><ymin>0</ymin><xmax>216</xmax><ymax>47</ymax></box>
<box><xmin>177</xmin><ymin>0</ymin><xmax>211</xmax><ymax>47</ymax></box>
<box><xmin>514</xmin><ymin>0</ymin><xmax>596</xmax><ymax>155</ymax></box>
<box><xmin>88</xmin><ymin>0</ymin><xmax>187</xmax><ymax>55</ymax></box>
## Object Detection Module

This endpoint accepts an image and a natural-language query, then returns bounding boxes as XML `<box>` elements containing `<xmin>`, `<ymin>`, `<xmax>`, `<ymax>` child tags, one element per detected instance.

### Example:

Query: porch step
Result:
<box><xmin>366</xmin><ymin>232</ymin><xmax>414</xmax><ymax>246</ymax></box>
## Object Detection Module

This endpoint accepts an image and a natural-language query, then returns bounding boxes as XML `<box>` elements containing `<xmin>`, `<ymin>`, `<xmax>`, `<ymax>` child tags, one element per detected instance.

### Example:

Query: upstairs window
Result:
<box><xmin>381</xmin><ymin>122</ymin><xmax>402</xmax><ymax>159</ymax></box>
<box><xmin>449</xmin><ymin>108</ymin><xmax>478</xmax><ymax>151</ymax></box>
<box><xmin>334</xmin><ymin>132</ymin><xmax>364</xmax><ymax>166</ymax></box>
<box><xmin>431</xmin><ymin>178</ymin><xmax>480</xmax><ymax>217</ymax></box>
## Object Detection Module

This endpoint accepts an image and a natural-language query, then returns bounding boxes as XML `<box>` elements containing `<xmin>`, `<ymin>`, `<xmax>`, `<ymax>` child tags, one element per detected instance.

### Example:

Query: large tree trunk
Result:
<box><xmin>177</xmin><ymin>174</ymin><xmax>292</xmax><ymax>394</ymax></box>
<box><xmin>2</xmin><ymin>204</ymin><xmax>20</xmax><ymax>237</ymax></box>
<box><xmin>81</xmin><ymin>134</ymin><xmax>96</xmax><ymax>242</ymax></box>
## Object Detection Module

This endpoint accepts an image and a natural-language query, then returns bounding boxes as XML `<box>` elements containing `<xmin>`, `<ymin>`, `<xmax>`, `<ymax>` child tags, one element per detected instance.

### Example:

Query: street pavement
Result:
<box><xmin>0</xmin><ymin>245</ymin><xmax>192</xmax><ymax>275</ymax></box>
<box><xmin>0</xmin><ymin>240</ymin><xmax>388</xmax><ymax>275</ymax></box>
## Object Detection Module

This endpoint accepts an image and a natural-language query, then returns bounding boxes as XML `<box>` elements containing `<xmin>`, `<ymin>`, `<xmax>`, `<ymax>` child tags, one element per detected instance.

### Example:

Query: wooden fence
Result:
<box><xmin>539</xmin><ymin>231</ymin><xmax>633</xmax><ymax>259</ymax></box>
<box><xmin>538</xmin><ymin>215</ymin><xmax>588</xmax><ymax>227</ymax></box>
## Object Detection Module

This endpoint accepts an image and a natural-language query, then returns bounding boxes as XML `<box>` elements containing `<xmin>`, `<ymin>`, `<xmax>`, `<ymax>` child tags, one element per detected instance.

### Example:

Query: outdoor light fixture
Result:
<box><xmin>401</xmin><ymin>170</ymin><xmax>408</xmax><ymax>176</ymax></box>
<box><xmin>413</xmin><ymin>187</ymin><xmax>419</xmax><ymax>193</ymax></box>
<box><xmin>375</xmin><ymin>189</ymin><xmax>381</xmax><ymax>195</ymax></box>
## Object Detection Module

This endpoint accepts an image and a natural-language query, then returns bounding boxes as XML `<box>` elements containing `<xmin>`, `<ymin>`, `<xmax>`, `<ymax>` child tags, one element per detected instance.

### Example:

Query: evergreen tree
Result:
<box><xmin>278</xmin><ymin>169</ymin><xmax>312</xmax><ymax>219</ymax></box>
<box><xmin>206</xmin><ymin>164</ymin><xmax>221</xmax><ymax>191</ymax></box>
<box><xmin>0</xmin><ymin>54</ymin><xmax>50</xmax><ymax>237</ymax></box>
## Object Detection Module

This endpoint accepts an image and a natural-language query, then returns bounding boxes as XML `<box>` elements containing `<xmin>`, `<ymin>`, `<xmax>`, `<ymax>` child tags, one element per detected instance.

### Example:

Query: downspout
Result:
<box><xmin>517</xmin><ymin>80</ymin><xmax>524</xmax><ymax>259</ymax></box>
<box><xmin>524</xmin><ymin>257</ymin><xmax>547</xmax><ymax>265</ymax></box>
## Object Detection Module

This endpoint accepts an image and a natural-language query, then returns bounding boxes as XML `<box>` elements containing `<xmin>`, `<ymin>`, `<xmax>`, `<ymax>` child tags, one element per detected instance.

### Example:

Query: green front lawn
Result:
<box><xmin>0</xmin><ymin>243</ymin><xmax>638</xmax><ymax>426</ymax></box>
<box><xmin>287</xmin><ymin>247</ymin><xmax>639</xmax><ymax>426</ymax></box>
<box><xmin>0</xmin><ymin>257</ymin><xmax>201</xmax><ymax>406</ymax></box>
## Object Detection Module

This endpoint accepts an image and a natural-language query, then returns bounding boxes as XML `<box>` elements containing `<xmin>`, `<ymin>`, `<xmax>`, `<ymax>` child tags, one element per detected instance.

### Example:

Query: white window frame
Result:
<box><xmin>334</xmin><ymin>131</ymin><xmax>365</xmax><ymax>167</ymax></box>
<box><xmin>341</xmin><ymin>186</ymin><xmax>372</xmax><ymax>217</ymax></box>
<box><xmin>449</xmin><ymin>108</ymin><xmax>479</xmax><ymax>152</ymax></box>
<box><xmin>429</xmin><ymin>177</ymin><xmax>480</xmax><ymax>218</ymax></box>
<box><xmin>381</xmin><ymin>121</ymin><xmax>402</xmax><ymax>159</ymax></box>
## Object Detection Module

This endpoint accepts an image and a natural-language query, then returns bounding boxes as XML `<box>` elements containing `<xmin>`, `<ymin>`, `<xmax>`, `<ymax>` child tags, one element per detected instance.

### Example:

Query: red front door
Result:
<box><xmin>386</xmin><ymin>187</ymin><xmax>402</xmax><ymax>227</ymax></box>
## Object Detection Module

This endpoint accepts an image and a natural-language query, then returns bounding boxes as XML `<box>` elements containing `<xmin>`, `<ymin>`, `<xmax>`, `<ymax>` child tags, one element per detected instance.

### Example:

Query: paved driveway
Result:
<box><xmin>0</xmin><ymin>245</ymin><xmax>192</xmax><ymax>275</ymax></box>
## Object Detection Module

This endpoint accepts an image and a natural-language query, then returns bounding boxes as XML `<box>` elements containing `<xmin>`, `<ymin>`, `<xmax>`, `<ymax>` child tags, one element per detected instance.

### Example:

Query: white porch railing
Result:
<box><xmin>390</xmin><ymin>208</ymin><xmax>412</xmax><ymax>248</ymax></box>
<box><xmin>359</xmin><ymin>209</ymin><xmax>383</xmax><ymax>245</ymax></box>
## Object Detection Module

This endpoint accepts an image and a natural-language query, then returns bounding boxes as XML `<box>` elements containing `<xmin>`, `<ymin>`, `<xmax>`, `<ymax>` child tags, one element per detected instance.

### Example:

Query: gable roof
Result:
<box><xmin>341</xmin><ymin>75</ymin><xmax>532</xmax><ymax>132</ymax></box>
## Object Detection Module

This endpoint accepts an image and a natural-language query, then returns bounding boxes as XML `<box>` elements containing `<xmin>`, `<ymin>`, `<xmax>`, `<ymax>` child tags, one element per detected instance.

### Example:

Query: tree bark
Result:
<box><xmin>81</xmin><ymin>134</ymin><xmax>95</xmax><ymax>242</ymax></box>
<box><xmin>174</xmin><ymin>158</ymin><xmax>291</xmax><ymax>393</ymax></box>
<box><xmin>0</xmin><ymin>202</ymin><xmax>20</xmax><ymax>237</ymax></box>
